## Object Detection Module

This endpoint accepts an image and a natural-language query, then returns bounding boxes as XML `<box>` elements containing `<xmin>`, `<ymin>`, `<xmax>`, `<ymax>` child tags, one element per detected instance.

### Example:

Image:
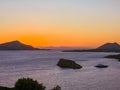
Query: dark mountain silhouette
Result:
<box><xmin>0</xmin><ymin>41</ymin><xmax>39</xmax><ymax>50</ymax></box>
<box><xmin>96</xmin><ymin>42</ymin><xmax>120</xmax><ymax>50</ymax></box>
<box><xmin>63</xmin><ymin>42</ymin><xmax>120</xmax><ymax>52</ymax></box>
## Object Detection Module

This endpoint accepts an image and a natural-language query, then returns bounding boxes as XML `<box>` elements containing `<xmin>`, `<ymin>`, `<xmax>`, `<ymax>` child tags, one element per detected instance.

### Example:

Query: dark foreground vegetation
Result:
<box><xmin>0</xmin><ymin>78</ymin><xmax>61</xmax><ymax>90</ymax></box>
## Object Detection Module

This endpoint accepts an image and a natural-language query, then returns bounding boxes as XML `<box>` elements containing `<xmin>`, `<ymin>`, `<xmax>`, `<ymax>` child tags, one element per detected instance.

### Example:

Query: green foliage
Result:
<box><xmin>0</xmin><ymin>78</ymin><xmax>61</xmax><ymax>90</ymax></box>
<box><xmin>15</xmin><ymin>78</ymin><xmax>46</xmax><ymax>90</ymax></box>
<box><xmin>51</xmin><ymin>85</ymin><xmax>61</xmax><ymax>90</ymax></box>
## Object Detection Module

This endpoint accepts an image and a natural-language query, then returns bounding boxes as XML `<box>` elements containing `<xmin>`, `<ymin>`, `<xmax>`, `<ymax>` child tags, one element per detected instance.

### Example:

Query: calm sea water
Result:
<box><xmin>0</xmin><ymin>50</ymin><xmax>120</xmax><ymax>90</ymax></box>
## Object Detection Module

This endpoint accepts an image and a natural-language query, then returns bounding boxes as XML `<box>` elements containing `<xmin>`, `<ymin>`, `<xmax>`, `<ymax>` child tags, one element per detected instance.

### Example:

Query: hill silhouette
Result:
<box><xmin>97</xmin><ymin>42</ymin><xmax>120</xmax><ymax>50</ymax></box>
<box><xmin>0</xmin><ymin>41</ymin><xmax>39</xmax><ymax>50</ymax></box>
<box><xmin>63</xmin><ymin>42</ymin><xmax>120</xmax><ymax>52</ymax></box>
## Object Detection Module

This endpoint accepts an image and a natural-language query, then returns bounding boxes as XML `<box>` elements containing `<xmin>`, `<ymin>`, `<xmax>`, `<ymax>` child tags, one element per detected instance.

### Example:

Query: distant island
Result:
<box><xmin>63</xmin><ymin>42</ymin><xmax>120</xmax><ymax>52</ymax></box>
<box><xmin>0</xmin><ymin>41</ymin><xmax>50</xmax><ymax>50</ymax></box>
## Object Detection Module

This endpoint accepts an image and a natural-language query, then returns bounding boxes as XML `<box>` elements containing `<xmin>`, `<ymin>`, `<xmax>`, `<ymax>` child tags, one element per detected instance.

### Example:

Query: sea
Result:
<box><xmin>0</xmin><ymin>50</ymin><xmax>120</xmax><ymax>90</ymax></box>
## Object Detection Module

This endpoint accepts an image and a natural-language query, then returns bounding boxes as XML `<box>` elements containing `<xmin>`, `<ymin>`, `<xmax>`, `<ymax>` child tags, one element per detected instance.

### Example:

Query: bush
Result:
<box><xmin>0</xmin><ymin>86</ymin><xmax>13</xmax><ymax>90</ymax></box>
<box><xmin>15</xmin><ymin>78</ymin><xmax>45</xmax><ymax>90</ymax></box>
<box><xmin>51</xmin><ymin>85</ymin><xmax>61</xmax><ymax>90</ymax></box>
<box><xmin>0</xmin><ymin>78</ymin><xmax>62</xmax><ymax>90</ymax></box>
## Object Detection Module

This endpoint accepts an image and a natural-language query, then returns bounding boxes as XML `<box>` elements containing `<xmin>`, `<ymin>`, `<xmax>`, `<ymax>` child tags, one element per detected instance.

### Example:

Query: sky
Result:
<box><xmin>0</xmin><ymin>0</ymin><xmax>120</xmax><ymax>47</ymax></box>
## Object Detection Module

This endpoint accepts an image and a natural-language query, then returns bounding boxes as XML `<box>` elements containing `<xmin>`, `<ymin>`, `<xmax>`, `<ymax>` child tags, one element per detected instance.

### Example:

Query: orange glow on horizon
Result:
<box><xmin>0</xmin><ymin>0</ymin><xmax>120</xmax><ymax>47</ymax></box>
<box><xmin>0</xmin><ymin>23</ymin><xmax>120</xmax><ymax>48</ymax></box>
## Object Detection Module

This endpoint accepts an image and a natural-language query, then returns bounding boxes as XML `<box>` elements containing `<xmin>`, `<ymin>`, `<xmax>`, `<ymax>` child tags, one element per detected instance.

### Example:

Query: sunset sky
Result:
<box><xmin>0</xmin><ymin>0</ymin><xmax>120</xmax><ymax>47</ymax></box>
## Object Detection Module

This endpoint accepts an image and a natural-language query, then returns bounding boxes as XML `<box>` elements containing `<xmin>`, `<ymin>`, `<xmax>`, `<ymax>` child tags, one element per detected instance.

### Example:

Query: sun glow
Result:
<box><xmin>0</xmin><ymin>0</ymin><xmax>120</xmax><ymax>47</ymax></box>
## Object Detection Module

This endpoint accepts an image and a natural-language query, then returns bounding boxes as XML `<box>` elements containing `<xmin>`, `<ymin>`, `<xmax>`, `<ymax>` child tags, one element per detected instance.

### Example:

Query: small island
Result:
<box><xmin>57</xmin><ymin>59</ymin><xmax>82</xmax><ymax>69</ymax></box>
<box><xmin>105</xmin><ymin>54</ymin><xmax>120</xmax><ymax>61</ymax></box>
<box><xmin>95</xmin><ymin>64</ymin><xmax>108</xmax><ymax>68</ymax></box>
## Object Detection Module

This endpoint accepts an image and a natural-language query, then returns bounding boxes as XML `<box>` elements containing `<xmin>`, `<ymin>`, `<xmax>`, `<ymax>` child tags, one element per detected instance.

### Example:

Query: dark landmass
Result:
<box><xmin>95</xmin><ymin>64</ymin><xmax>108</xmax><ymax>68</ymax></box>
<box><xmin>0</xmin><ymin>78</ymin><xmax>61</xmax><ymax>90</ymax></box>
<box><xmin>57</xmin><ymin>59</ymin><xmax>82</xmax><ymax>69</ymax></box>
<box><xmin>0</xmin><ymin>41</ymin><xmax>50</xmax><ymax>50</ymax></box>
<box><xmin>105</xmin><ymin>54</ymin><xmax>120</xmax><ymax>61</ymax></box>
<box><xmin>63</xmin><ymin>42</ymin><xmax>120</xmax><ymax>52</ymax></box>
<box><xmin>0</xmin><ymin>86</ymin><xmax>13</xmax><ymax>90</ymax></box>
<box><xmin>97</xmin><ymin>42</ymin><xmax>120</xmax><ymax>50</ymax></box>
<box><xmin>38</xmin><ymin>46</ymin><xmax>86</xmax><ymax>50</ymax></box>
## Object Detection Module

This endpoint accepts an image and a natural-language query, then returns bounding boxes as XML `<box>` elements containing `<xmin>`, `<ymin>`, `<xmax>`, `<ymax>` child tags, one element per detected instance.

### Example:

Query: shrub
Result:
<box><xmin>15</xmin><ymin>78</ymin><xmax>45</xmax><ymax>90</ymax></box>
<box><xmin>0</xmin><ymin>86</ymin><xmax>13</xmax><ymax>90</ymax></box>
<box><xmin>51</xmin><ymin>85</ymin><xmax>61</xmax><ymax>90</ymax></box>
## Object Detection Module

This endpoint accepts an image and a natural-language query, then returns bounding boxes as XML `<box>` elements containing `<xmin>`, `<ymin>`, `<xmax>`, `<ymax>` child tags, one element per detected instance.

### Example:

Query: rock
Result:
<box><xmin>95</xmin><ymin>64</ymin><xmax>108</xmax><ymax>68</ymax></box>
<box><xmin>57</xmin><ymin>59</ymin><xmax>82</xmax><ymax>69</ymax></box>
<box><xmin>105</xmin><ymin>54</ymin><xmax>120</xmax><ymax>61</ymax></box>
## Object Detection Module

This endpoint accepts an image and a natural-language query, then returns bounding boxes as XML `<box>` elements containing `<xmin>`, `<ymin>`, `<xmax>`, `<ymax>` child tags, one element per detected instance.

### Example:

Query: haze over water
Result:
<box><xmin>0</xmin><ymin>50</ymin><xmax>120</xmax><ymax>90</ymax></box>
